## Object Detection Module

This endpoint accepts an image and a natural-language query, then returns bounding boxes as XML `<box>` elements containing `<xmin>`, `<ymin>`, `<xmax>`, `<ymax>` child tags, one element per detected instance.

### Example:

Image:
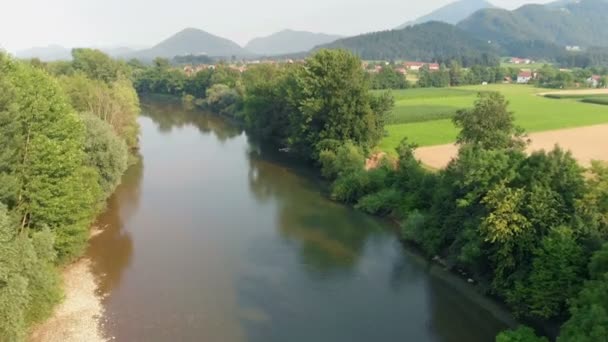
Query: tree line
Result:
<box><xmin>0</xmin><ymin>49</ymin><xmax>140</xmax><ymax>341</ymax></box>
<box><xmin>131</xmin><ymin>49</ymin><xmax>607</xmax><ymax>341</ymax></box>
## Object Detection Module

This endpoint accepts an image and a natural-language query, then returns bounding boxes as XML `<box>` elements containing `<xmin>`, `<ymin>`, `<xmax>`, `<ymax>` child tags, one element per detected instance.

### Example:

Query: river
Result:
<box><xmin>85</xmin><ymin>98</ymin><xmax>509</xmax><ymax>342</ymax></box>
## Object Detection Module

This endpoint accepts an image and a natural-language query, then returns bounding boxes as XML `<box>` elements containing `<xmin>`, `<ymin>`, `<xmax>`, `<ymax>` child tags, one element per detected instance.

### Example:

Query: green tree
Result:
<box><xmin>0</xmin><ymin>54</ymin><xmax>101</xmax><ymax>260</ymax></box>
<box><xmin>0</xmin><ymin>204</ymin><xmax>62</xmax><ymax>342</ymax></box>
<box><xmin>289</xmin><ymin>49</ymin><xmax>391</xmax><ymax>159</ymax></box>
<box><xmin>82</xmin><ymin>113</ymin><xmax>129</xmax><ymax>196</ymax></box>
<box><xmin>509</xmin><ymin>226</ymin><xmax>585</xmax><ymax>319</ymax></box>
<box><xmin>496</xmin><ymin>326</ymin><xmax>548</xmax><ymax>342</ymax></box>
<box><xmin>71</xmin><ymin>48</ymin><xmax>127</xmax><ymax>83</ymax></box>
<box><xmin>558</xmin><ymin>274</ymin><xmax>608</xmax><ymax>342</ymax></box>
<box><xmin>453</xmin><ymin>92</ymin><xmax>526</xmax><ymax>150</ymax></box>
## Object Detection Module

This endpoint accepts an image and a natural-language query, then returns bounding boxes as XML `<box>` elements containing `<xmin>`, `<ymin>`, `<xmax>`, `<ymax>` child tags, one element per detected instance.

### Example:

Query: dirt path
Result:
<box><xmin>537</xmin><ymin>89</ymin><xmax>608</xmax><ymax>96</ymax></box>
<box><xmin>29</xmin><ymin>259</ymin><xmax>107</xmax><ymax>342</ymax></box>
<box><xmin>415</xmin><ymin>124</ymin><xmax>608</xmax><ymax>169</ymax></box>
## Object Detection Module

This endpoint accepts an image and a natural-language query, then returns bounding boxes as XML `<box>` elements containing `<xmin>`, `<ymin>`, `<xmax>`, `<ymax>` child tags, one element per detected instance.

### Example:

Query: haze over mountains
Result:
<box><xmin>245</xmin><ymin>30</ymin><xmax>342</xmax><ymax>55</ymax></box>
<box><xmin>395</xmin><ymin>0</ymin><xmax>495</xmax><ymax>28</ymax></box>
<box><xmin>458</xmin><ymin>0</ymin><xmax>608</xmax><ymax>47</ymax></box>
<box><xmin>12</xmin><ymin>0</ymin><xmax>608</xmax><ymax>63</ymax></box>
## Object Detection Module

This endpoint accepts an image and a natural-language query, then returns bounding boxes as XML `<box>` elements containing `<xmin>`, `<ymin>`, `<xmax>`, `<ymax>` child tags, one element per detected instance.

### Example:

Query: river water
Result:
<box><xmin>86</xmin><ymin>98</ymin><xmax>509</xmax><ymax>342</ymax></box>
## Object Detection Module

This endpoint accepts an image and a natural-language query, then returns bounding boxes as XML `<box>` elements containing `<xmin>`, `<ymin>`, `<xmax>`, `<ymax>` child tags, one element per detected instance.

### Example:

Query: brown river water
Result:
<box><xmin>85</xmin><ymin>98</ymin><xmax>510</xmax><ymax>342</ymax></box>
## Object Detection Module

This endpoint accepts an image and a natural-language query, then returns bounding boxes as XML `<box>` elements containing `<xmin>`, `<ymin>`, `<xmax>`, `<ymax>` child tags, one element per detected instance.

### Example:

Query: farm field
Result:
<box><xmin>379</xmin><ymin>84</ymin><xmax>608</xmax><ymax>152</ymax></box>
<box><xmin>415</xmin><ymin>124</ymin><xmax>608</xmax><ymax>169</ymax></box>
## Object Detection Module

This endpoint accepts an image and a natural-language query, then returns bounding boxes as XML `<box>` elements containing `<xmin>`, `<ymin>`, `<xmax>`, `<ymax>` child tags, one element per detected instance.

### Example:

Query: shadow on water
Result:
<box><xmin>87</xmin><ymin>156</ymin><xmax>143</xmax><ymax>295</ymax></box>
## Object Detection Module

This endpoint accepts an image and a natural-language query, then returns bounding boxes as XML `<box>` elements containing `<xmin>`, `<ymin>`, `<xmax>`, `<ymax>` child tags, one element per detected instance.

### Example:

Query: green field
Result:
<box><xmin>379</xmin><ymin>84</ymin><xmax>608</xmax><ymax>152</ymax></box>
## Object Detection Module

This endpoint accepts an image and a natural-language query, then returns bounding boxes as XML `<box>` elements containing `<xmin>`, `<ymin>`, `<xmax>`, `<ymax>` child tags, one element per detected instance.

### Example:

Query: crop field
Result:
<box><xmin>379</xmin><ymin>84</ymin><xmax>608</xmax><ymax>152</ymax></box>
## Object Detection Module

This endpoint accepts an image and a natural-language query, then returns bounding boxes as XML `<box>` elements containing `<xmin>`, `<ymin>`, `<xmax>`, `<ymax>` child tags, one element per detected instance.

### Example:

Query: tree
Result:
<box><xmin>509</xmin><ymin>226</ymin><xmax>585</xmax><ymax>319</ymax></box>
<box><xmin>558</xmin><ymin>274</ymin><xmax>608</xmax><ymax>342</ymax></box>
<box><xmin>0</xmin><ymin>54</ymin><xmax>101</xmax><ymax>260</ymax></box>
<box><xmin>496</xmin><ymin>326</ymin><xmax>548</xmax><ymax>342</ymax></box>
<box><xmin>59</xmin><ymin>74</ymin><xmax>141</xmax><ymax>151</ymax></box>
<box><xmin>71</xmin><ymin>48</ymin><xmax>127</xmax><ymax>83</ymax></box>
<box><xmin>82</xmin><ymin>113</ymin><xmax>129</xmax><ymax>196</ymax></box>
<box><xmin>0</xmin><ymin>204</ymin><xmax>61</xmax><ymax>342</ymax></box>
<box><xmin>453</xmin><ymin>92</ymin><xmax>526</xmax><ymax>150</ymax></box>
<box><xmin>289</xmin><ymin>49</ymin><xmax>391</xmax><ymax>159</ymax></box>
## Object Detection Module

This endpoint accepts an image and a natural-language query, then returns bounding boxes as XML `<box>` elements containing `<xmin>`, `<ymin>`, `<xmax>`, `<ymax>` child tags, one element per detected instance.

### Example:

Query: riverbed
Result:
<box><xmin>84</xmin><ymin>98</ymin><xmax>509</xmax><ymax>341</ymax></box>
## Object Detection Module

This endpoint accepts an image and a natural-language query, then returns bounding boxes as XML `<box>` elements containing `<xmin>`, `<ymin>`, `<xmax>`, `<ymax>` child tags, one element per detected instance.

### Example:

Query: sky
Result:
<box><xmin>1</xmin><ymin>0</ymin><xmax>554</xmax><ymax>52</ymax></box>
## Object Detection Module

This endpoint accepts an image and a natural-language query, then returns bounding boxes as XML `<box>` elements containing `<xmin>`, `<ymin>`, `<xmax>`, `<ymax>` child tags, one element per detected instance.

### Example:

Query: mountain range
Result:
<box><xmin>13</xmin><ymin>0</ymin><xmax>608</xmax><ymax>63</ymax></box>
<box><xmin>457</xmin><ymin>0</ymin><xmax>608</xmax><ymax>47</ymax></box>
<box><xmin>395</xmin><ymin>0</ymin><xmax>495</xmax><ymax>29</ymax></box>
<box><xmin>244</xmin><ymin>29</ymin><xmax>342</xmax><ymax>55</ymax></box>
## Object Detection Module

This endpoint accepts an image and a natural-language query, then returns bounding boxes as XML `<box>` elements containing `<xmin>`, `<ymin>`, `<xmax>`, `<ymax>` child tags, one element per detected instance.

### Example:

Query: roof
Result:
<box><xmin>519</xmin><ymin>71</ymin><xmax>533</xmax><ymax>77</ymax></box>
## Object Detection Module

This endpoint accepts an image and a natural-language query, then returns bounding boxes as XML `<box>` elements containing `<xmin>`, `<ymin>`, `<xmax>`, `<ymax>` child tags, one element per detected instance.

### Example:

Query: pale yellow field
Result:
<box><xmin>415</xmin><ymin>124</ymin><xmax>608</xmax><ymax>169</ymax></box>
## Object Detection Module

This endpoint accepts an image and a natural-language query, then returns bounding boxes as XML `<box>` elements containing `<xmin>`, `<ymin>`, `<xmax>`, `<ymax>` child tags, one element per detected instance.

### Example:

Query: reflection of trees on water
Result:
<box><xmin>247</xmin><ymin>146</ymin><xmax>382</xmax><ymax>276</ymax></box>
<box><xmin>425</xmin><ymin>278</ymin><xmax>508</xmax><ymax>342</ymax></box>
<box><xmin>140</xmin><ymin>98</ymin><xmax>242</xmax><ymax>143</ymax></box>
<box><xmin>87</xmin><ymin>156</ymin><xmax>144</xmax><ymax>295</ymax></box>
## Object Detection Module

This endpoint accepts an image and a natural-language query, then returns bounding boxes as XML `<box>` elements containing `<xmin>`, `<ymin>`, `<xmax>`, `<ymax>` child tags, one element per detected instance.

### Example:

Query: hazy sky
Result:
<box><xmin>1</xmin><ymin>0</ymin><xmax>553</xmax><ymax>52</ymax></box>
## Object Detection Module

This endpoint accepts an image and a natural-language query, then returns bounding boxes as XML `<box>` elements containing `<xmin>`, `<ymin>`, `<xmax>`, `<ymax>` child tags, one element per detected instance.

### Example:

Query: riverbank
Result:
<box><xmin>29</xmin><ymin>259</ymin><xmax>106</xmax><ymax>342</ymax></box>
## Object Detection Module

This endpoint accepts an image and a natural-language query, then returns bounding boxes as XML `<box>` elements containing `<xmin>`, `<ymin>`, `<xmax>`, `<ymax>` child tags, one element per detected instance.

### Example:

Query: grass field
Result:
<box><xmin>379</xmin><ymin>84</ymin><xmax>608</xmax><ymax>152</ymax></box>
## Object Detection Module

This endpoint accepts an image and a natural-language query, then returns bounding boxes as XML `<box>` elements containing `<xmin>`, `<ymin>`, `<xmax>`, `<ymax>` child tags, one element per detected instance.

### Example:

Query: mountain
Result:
<box><xmin>457</xmin><ymin>0</ymin><xmax>608</xmax><ymax>48</ymax></box>
<box><xmin>15</xmin><ymin>45</ymin><xmax>72</xmax><ymax>61</ymax></box>
<box><xmin>395</xmin><ymin>0</ymin><xmax>495</xmax><ymax>29</ymax></box>
<box><xmin>131</xmin><ymin>28</ymin><xmax>251</xmax><ymax>60</ymax></box>
<box><xmin>317</xmin><ymin>22</ymin><xmax>499</xmax><ymax>66</ymax></box>
<box><xmin>245</xmin><ymin>29</ymin><xmax>342</xmax><ymax>55</ymax></box>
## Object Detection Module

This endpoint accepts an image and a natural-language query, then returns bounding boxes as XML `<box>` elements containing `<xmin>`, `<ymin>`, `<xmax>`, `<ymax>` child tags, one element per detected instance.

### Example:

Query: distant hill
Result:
<box><xmin>16</xmin><ymin>45</ymin><xmax>71</xmax><ymax>61</ymax></box>
<box><xmin>245</xmin><ymin>29</ymin><xmax>342</xmax><ymax>55</ymax></box>
<box><xmin>396</xmin><ymin>0</ymin><xmax>495</xmax><ymax>29</ymax></box>
<box><xmin>457</xmin><ymin>0</ymin><xmax>608</xmax><ymax>48</ymax></box>
<box><xmin>316</xmin><ymin>22</ymin><xmax>499</xmax><ymax>66</ymax></box>
<box><xmin>131</xmin><ymin>28</ymin><xmax>251</xmax><ymax>60</ymax></box>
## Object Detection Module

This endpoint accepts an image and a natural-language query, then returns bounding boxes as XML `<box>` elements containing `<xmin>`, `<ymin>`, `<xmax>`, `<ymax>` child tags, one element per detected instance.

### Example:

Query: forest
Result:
<box><xmin>0</xmin><ymin>49</ymin><xmax>139</xmax><ymax>341</ymax></box>
<box><xmin>132</xmin><ymin>49</ymin><xmax>608</xmax><ymax>341</ymax></box>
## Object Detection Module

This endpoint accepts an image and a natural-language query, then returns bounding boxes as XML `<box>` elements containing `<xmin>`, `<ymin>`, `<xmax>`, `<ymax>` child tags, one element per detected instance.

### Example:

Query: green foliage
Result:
<box><xmin>82</xmin><ymin>113</ymin><xmax>129</xmax><ymax>196</ymax></box>
<box><xmin>589</xmin><ymin>243</ymin><xmax>608</xmax><ymax>280</ymax></box>
<box><xmin>204</xmin><ymin>84</ymin><xmax>242</xmax><ymax>118</ymax></box>
<box><xmin>509</xmin><ymin>226</ymin><xmax>585</xmax><ymax>319</ymax></box>
<box><xmin>320</xmin><ymin>22</ymin><xmax>499</xmax><ymax>67</ymax></box>
<box><xmin>71</xmin><ymin>48</ymin><xmax>128</xmax><ymax>83</ymax></box>
<box><xmin>558</xmin><ymin>274</ymin><xmax>608</xmax><ymax>342</ymax></box>
<box><xmin>496</xmin><ymin>326</ymin><xmax>548</xmax><ymax>342</ymax></box>
<box><xmin>0</xmin><ymin>54</ymin><xmax>101</xmax><ymax>260</ymax></box>
<box><xmin>59</xmin><ymin>73</ymin><xmax>141</xmax><ymax>151</ymax></box>
<box><xmin>356</xmin><ymin>188</ymin><xmax>400</xmax><ymax>216</ymax></box>
<box><xmin>319</xmin><ymin>141</ymin><xmax>365</xmax><ymax>180</ymax></box>
<box><xmin>369</xmin><ymin>66</ymin><xmax>409</xmax><ymax>90</ymax></box>
<box><xmin>453</xmin><ymin>92</ymin><xmax>526</xmax><ymax>150</ymax></box>
<box><xmin>0</xmin><ymin>204</ymin><xmax>62</xmax><ymax>342</ymax></box>
<box><xmin>288</xmin><ymin>49</ymin><xmax>390</xmax><ymax>159</ymax></box>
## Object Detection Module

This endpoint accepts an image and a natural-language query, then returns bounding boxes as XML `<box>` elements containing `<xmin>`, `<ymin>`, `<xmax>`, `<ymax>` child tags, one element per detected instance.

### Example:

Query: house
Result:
<box><xmin>395</xmin><ymin>67</ymin><xmax>407</xmax><ymax>75</ymax></box>
<box><xmin>404</xmin><ymin>62</ymin><xmax>440</xmax><ymax>71</ymax></box>
<box><xmin>587</xmin><ymin>75</ymin><xmax>602</xmax><ymax>88</ymax></box>
<box><xmin>517</xmin><ymin>71</ymin><xmax>533</xmax><ymax>84</ymax></box>
<box><xmin>404</xmin><ymin>62</ymin><xmax>425</xmax><ymax>71</ymax></box>
<box><xmin>510</xmin><ymin>57</ymin><xmax>532</xmax><ymax>64</ymax></box>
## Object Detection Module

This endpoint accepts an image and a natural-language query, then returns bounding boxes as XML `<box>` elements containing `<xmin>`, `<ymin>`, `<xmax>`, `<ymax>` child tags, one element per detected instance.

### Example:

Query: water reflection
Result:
<box><xmin>89</xmin><ymin>98</ymin><xmax>509</xmax><ymax>342</ymax></box>
<box><xmin>87</xmin><ymin>156</ymin><xmax>143</xmax><ymax>295</ymax></box>
<box><xmin>141</xmin><ymin>97</ymin><xmax>242</xmax><ymax>142</ymax></box>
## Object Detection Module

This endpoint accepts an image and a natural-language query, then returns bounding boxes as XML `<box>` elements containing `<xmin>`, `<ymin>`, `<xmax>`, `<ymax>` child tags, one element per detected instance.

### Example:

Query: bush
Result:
<box><xmin>82</xmin><ymin>113</ymin><xmax>129</xmax><ymax>196</ymax></box>
<box><xmin>0</xmin><ymin>205</ymin><xmax>62</xmax><ymax>342</ymax></box>
<box><xmin>400</xmin><ymin>210</ymin><xmax>427</xmax><ymax>242</ymax></box>
<box><xmin>496</xmin><ymin>326</ymin><xmax>548</xmax><ymax>342</ymax></box>
<box><xmin>356</xmin><ymin>188</ymin><xmax>401</xmax><ymax>215</ymax></box>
